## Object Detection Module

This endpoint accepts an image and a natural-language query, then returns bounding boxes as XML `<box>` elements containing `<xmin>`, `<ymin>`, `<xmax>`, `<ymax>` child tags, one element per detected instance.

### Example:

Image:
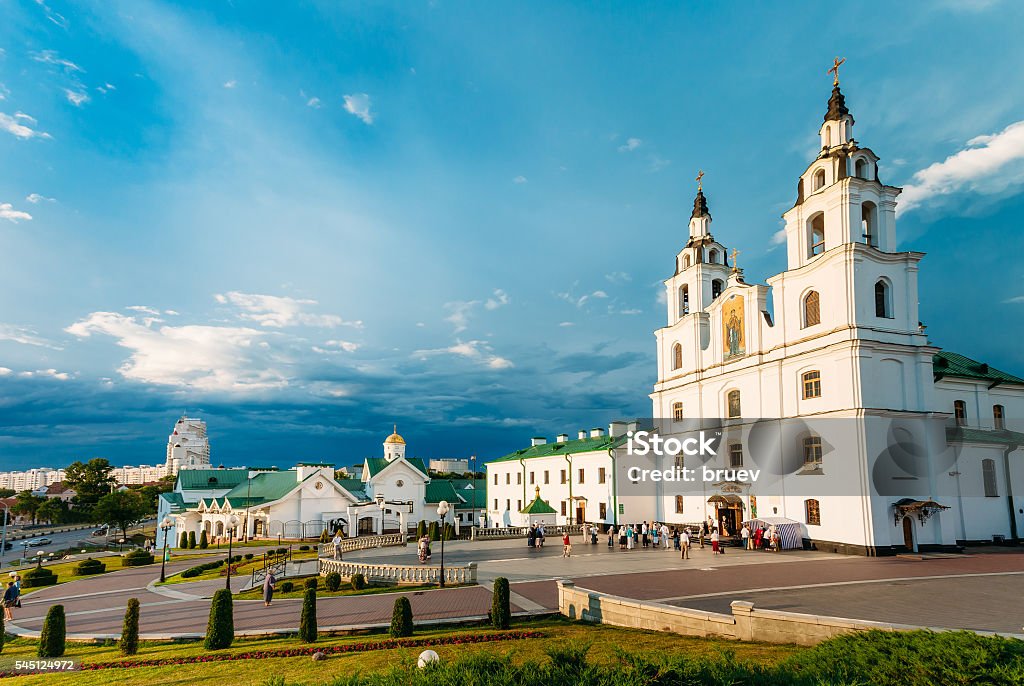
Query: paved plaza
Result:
<box><xmin>8</xmin><ymin>538</ymin><xmax>1024</xmax><ymax>639</ymax></box>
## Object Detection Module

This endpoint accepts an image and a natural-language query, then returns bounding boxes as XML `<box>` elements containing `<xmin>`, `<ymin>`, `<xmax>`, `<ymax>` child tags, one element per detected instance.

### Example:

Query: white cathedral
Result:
<box><xmin>487</xmin><ymin>74</ymin><xmax>1024</xmax><ymax>555</ymax></box>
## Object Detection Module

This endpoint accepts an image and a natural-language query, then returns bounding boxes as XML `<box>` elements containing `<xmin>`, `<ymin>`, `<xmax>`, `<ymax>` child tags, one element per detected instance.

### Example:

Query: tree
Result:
<box><xmin>0</xmin><ymin>488</ymin><xmax>15</xmax><ymax>499</ymax></box>
<box><xmin>136</xmin><ymin>485</ymin><xmax>164</xmax><ymax>515</ymax></box>
<box><xmin>298</xmin><ymin>586</ymin><xmax>317</xmax><ymax>643</ymax></box>
<box><xmin>179</xmin><ymin>531</ymin><xmax>188</xmax><ymax>549</ymax></box>
<box><xmin>120</xmin><ymin>598</ymin><xmax>140</xmax><ymax>656</ymax></box>
<box><xmin>187</xmin><ymin>531</ymin><xmax>196</xmax><ymax>549</ymax></box>
<box><xmin>199</xmin><ymin>530</ymin><xmax>209</xmax><ymax>549</ymax></box>
<box><xmin>38</xmin><ymin>605</ymin><xmax>66</xmax><ymax>658</ymax></box>
<box><xmin>64</xmin><ymin>458</ymin><xmax>116</xmax><ymax>511</ymax></box>
<box><xmin>13</xmin><ymin>491</ymin><xmax>45</xmax><ymax>524</ymax></box>
<box><xmin>93</xmin><ymin>491</ymin><xmax>146</xmax><ymax>540</ymax></box>
<box><xmin>491</xmin><ymin>577</ymin><xmax>511</xmax><ymax>629</ymax></box>
<box><xmin>390</xmin><ymin>596</ymin><xmax>413</xmax><ymax>638</ymax></box>
<box><xmin>204</xmin><ymin>589</ymin><xmax>234</xmax><ymax>650</ymax></box>
<box><xmin>36</xmin><ymin>499</ymin><xmax>67</xmax><ymax>526</ymax></box>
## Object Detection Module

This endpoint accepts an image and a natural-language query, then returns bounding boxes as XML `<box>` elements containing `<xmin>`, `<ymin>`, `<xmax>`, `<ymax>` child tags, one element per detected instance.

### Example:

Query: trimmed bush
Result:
<box><xmin>319</xmin><ymin>529</ymin><xmax>328</xmax><ymax>543</ymax></box>
<box><xmin>389</xmin><ymin>596</ymin><xmax>413</xmax><ymax>638</ymax></box>
<box><xmin>491</xmin><ymin>577</ymin><xmax>511</xmax><ymax>629</ymax></box>
<box><xmin>199</xmin><ymin>530</ymin><xmax>209</xmax><ymax>549</ymax></box>
<box><xmin>121</xmin><ymin>550</ymin><xmax>155</xmax><ymax>567</ymax></box>
<box><xmin>119</xmin><ymin>598</ymin><xmax>140</xmax><ymax>656</ymax></box>
<box><xmin>187</xmin><ymin>531</ymin><xmax>196</xmax><ymax>549</ymax></box>
<box><xmin>428</xmin><ymin>522</ymin><xmax>439</xmax><ymax>541</ymax></box>
<box><xmin>204</xmin><ymin>589</ymin><xmax>234</xmax><ymax>650</ymax></box>
<box><xmin>304</xmin><ymin>577</ymin><xmax>318</xmax><ymax>591</ymax></box>
<box><xmin>244</xmin><ymin>553</ymin><xmax>254</xmax><ymax>560</ymax></box>
<box><xmin>179</xmin><ymin>532</ymin><xmax>188</xmax><ymax>549</ymax></box>
<box><xmin>275</xmin><ymin>547</ymin><xmax>287</xmax><ymax>556</ymax></box>
<box><xmin>324</xmin><ymin>572</ymin><xmax>341</xmax><ymax>592</ymax></box>
<box><xmin>38</xmin><ymin>605</ymin><xmax>66</xmax><ymax>658</ymax></box>
<box><xmin>279</xmin><ymin>581</ymin><xmax>294</xmax><ymax>593</ymax></box>
<box><xmin>350</xmin><ymin>573</ymin><xmax>366</xmax><ymax>591</ymax></box>
<box><xmin>21</xmin><ymin>566</ymin><xmax>58</xmax><ymax>588</ymax></box>
<box><xmin>299</xmin><ymin>545</ymin><xmax>310</xmax><ymax>552</ymax></box>
<box><xmin>298</xmin><ymin>587</ymin><xmax>317</xmax><ymax>643</ymax></box>
<box><xmin>73</xmin><ymin>558</ymin><xmax>106</xmax><ymax>576</ymax></box>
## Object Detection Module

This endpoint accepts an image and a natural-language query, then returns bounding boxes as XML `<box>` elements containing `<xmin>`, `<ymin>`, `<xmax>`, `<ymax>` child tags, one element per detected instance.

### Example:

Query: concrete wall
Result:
<box><xmin>557</xmin><ymin>580</ymin><xmax>911</xmax><ymax>646</ymax></box>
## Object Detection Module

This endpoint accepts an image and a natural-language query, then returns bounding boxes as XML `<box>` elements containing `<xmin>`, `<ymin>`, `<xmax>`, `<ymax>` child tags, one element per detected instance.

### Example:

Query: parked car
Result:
<box><xmin>92</xmin><ymin>528</ymin><xmax>108</xmax><ymax>537</ymax></box>
<box><xmin>26</xmin><ymin>537</ymin><xmax>52</xmax><ymax>547</ymax></box>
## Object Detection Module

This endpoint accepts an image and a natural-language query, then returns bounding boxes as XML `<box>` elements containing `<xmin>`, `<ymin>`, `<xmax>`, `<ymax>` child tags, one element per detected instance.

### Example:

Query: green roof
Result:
<box><xmin>336</xmin><ymin>478</ymin><xmax>369</xmax><ymax>501</ymax></box>
<box><xmin>159</xmin><ymin>491</ymin><xmax>194</xmax><ymax>513</ymax></box>
<box><xmin>491</xmin><ymin>434</ymin><xmax>629</xmax><ymax>463</ymax></box>
<box><xmin>176</xmin><ymin>469</ymin><xmax>249</xmax><ymax>491</ymax></box>
<box><xmin>520</xmin><ymin>495</ymin><xmax>557</xmax><ymax>515</ymax></box>
<box><xmin>220</xmin><ymin>470</ymin><xmax>303</xmax><ymax>507</ymax></box>
<box><xmin>425</xmin><ymin>480</ymin><xmax>462</xmax><ymax>504</ymax></box>
<box><xmin>447</xmin><ymin>479</ymin><xmax>487</xmax><ymax>509</ymax></box>
<box><xmin>947</xmin><ymin>426</ymin><xmax>1024</xmax><ymax>447</ymax></box>
<box><xmin>364</xmin><ymin>457</ymin><xmax>428</xmax><ymax>478</ymax></box>
<box><xmin>934</xmin><ymin>352</ymin><xmax>1024</xmax><ymax>386</ymax></box>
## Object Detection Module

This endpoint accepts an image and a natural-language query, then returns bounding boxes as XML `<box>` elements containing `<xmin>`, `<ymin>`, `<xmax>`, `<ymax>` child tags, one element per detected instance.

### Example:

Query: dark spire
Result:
<box><xmin>691</xmin><ymin>188</ymin><xmax>710</xmax><ymax>219</ymax></box>
<box><xmin>824</xmin><ymin>85</ymin><xmax>849</xmax><ymax>122</ymax></box>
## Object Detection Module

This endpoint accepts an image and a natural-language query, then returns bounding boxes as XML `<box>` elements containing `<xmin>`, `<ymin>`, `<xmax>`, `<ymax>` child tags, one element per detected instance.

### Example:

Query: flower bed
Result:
<box><xmin>72</xmin><ymin>631</ymin><xmax>543</xmax><ymax>671</ymax></box>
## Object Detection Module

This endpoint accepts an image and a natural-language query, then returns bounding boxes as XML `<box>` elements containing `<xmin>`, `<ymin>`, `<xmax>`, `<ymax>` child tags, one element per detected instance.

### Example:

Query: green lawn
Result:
<box><xmin>158</xmin><ymin>551</ymin><xmax>319</xmax><ymax>586</ymax></box>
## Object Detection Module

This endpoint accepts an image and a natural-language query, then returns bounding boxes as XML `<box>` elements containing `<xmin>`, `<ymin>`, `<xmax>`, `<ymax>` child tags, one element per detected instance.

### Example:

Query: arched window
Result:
<box><xmin>804</xmin><ymin>499</ymin><xmax>821</xmax><ymax>525</ymax></box>
<box><xmin>712</xmin><ymin>279</ymin><xmax>724</xmax><ymax>299</ymax></box>
<box><xmin>809</xmin><ymin>213</ymin><xmax>825</xmax><ymax>257</ymax></box>
<box><xmin>802</xmin><ymin>370</ymin><xmax>822</xmax><ymax>399</ymax></box>
<box><xmin>823</xmin><ymin>126</ymin><xmax>831</xmax><ymax>148</ymax></box>
<box><xmin>675</xmin><ymin>495</ymin><xmax>684</xmax><ymax>513</ymax></box>
<box><xmin>874</xmin><ymin>279</ymin><xmax>892</xmax><ymax>318</ymax></box>
<box><xmin>708</xmin><ymin>249</ymin><xmax>719</xmax><ymax>264</ymax></box>
<box><xmin>727</xmin><ymin>390</ymin><xmax>741</xmax><ymax>418</ymax></box>
<box><xmin>672</xmin><ymin>343</ymin><xmax>682</xmax><ymax>370</ymax></box>
<box><xmin>855</xmin><ymin>158</ymin><xmax>868</xmax><ymax>179</ymax></box>
<box><xmin>862</xmin><ymin>202</ymin><xmax>877</xmax><ymax>247</ymax></box>
<box><xmin>802</xmin><ymin>290</ymin><xmax>820</xmax><ymax>328</ymax></box>
<box><xmin>672</xmin><ymin>402</ymin><xmax>684</xmax><ymax>421</ymax></box>
<box><xmin>954</xmin><ymin>400</ymin><xmax>967</xmax><ymax>427</ymax></box>
<box><xmin>679</xmin><ymin>284</ymin><xmax>689</xmax><ymax>316</ymax></box>
<box><xmin>994</xmin><ymin>404</ymin><xmax>1005</xmax><ymax>430</ymax></box>
<box><xmin>982</xmin><ymin>458</ymin><xmax>998</xmax><ymax>497</ymax></box>
<box><xmin>813</xmin><ymin>168</ymin><xmax>826</xmax><ymax>191</ymax></box>
<box><xmin>683</xmin><ymin>254</ymin><xmax>691</xmax><ymax>269</ymax></box>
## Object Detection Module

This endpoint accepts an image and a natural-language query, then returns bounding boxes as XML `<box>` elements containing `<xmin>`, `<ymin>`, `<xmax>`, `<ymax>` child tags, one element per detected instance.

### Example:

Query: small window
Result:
<box><xmin>544</xmin><ymin>470</ymin><xmax>550</xmax><ymax>484</ymax></box>
<box><xmin>809</xmin><ymin>214</ymin><xmax>825</xmax><ymax>257</ymax></box>
<box><xmin>493</xmin><ymin>474</ymin><xmax>498</xmax><ymax>485</ymax></box>
<box><xmin>505</xmin><ymin>499</ymin><xmax>510</xmax><ymax>511</ymax></box>
<box><xmin>683</xmin><ymin>254</ymin><xmax>691</xmax><ymax>269</ymax></box>
<box><xmin>855</xmin><ymin>158</ymin><xmax>868</xmax><ymax>180</ymax></box>
<box><xmin>729</xmin><ymin>443</ymin><xmax>743</xmax><ymax>468</ymax></box>
<box><xmin>803</xmin><ymin>291</ymin><xmax>820</xmax><ymax>328</ymax></box>
<box><xmin>672</xmin><ymin>402</ymin><xmax>684</xmax><ymax>421</ymax></box>
<box><xmin>675</xmin><ymin>495</ymin><xmax>684</xmax><ymax>514</ymax></box>
<box><xmin>954</xmin><ymin>400</ymin><xmax>967</xmax><ymax>427</ymax></box>
<box><xmin>516</xmin><ymin>472</ymin><xmax>521</xmax><ymax>485</ymax></box>
<box><xmin>679</xmin><ymin>285</ymin><xmax>689</xmax><ymax>316</ymax></box>
<box><xmin>560</xmin><ymin>469</ymin><xmax>567</xmax><ymax>484</ymax></box>
<box><xmin>561</xmin><ymin>501</ymin><xmax>567</xmax><ymax>516</ymax></box>
<box><xmin>805</xmin><ymin>498</ymin><xmax>821</xmax><ymax>526</ymax></box>
<box><xmin>493</xmin><ymin>498</ymin><xmax>498</xmax><ymax>510</ymax></box>
<box><xmin>599</xmin><ymin>502</ymin><xmax>607</xmax><ymax>519</ymax></box>
<box><xmin>598</xmin><ymin>467</ymin><xmax>606</xmax><ymax>484</ymax></box>
<box><xmin>727</xmin><ymin>390</ymin><xmax>741</xmax><ymax>418</ymax></box>
<box><xmin>712</xmin><ymin>279</ymin><xmax>724</xmax><ymax>299</ymax></box>
<box><xmin>505</xmin><ymin>473</ymin><xmax>510</xmax><ymax>485</ymax></box>
<box><xmin>517</xmin><ymin>500</ymin><xmax>522</xmax><ymax>511</ymax></box>
<box><xmin>802</xmin><ymin>370</ymin><xmax>822</xmax><ymax>399</ymax></box>
<box><xmin>813</xmin><ymin>168</ymin><xmax>826</xmax><ymax>191</ymax></box>
<box><xmin>875</xmin><ymin>280</ymin><xmax>892</xmax><ymax>318</ymax></box>
<box><xmin>672</xmin><ymin>343</ymin><xmax>683</xmax><ymax>370</ymax></box>
<box><xmin>529</xmin><ymin>472</ymin><xmax>534</xmax><ymax>485</ymax></box>
<box><xmin>993</xmin><ymin>404</ymin><xmax>1005</xmax><ymax>430</ymax></box>
<box><xmin>709</xmin><ymin>249</ymin><xmax>719</xmax><ymax>264</ymax></box>
<box><xmin>862</xmin><ymin>201</ymin><xmax>877</xmax><ymax>247</ymax></box>
<box><xmin>803</xmin><ymin>435</ymin><xmax>823</xmax><ymax>467</ymax></box>
<box><xmin>982</xmin><ymin>459</ymin><xmax>998</xmax><ymax>497</ymax></box>
<box><xmin>578</xmin><ymin>468</ymin><xmax>585</xmax><ymax>484</ymax></box>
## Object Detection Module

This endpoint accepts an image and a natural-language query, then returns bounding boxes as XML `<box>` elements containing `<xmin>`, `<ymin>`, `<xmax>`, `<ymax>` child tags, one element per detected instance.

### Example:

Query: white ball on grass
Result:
<box><xmin>417</xmin><ymin>649</ymin><xmax>439</xmax><ymax>668</ymax></box>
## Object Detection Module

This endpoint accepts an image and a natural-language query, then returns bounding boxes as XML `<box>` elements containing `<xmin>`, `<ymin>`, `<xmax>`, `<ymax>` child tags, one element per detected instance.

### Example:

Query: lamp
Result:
<box><xmin>437</xmin><ymin>500</ymin><xmax>450</xmax><ymax>587</ymax></box>
<box><xmin>375</xmin><ymin>494</ymin><xmax>386</xmax><ymax>536</ymax></box>
<box><xmin>225</xmin><ymin>513</ymin><xmax>240</xmax><ymax>591</ymax></box>
<box><xmin>159</xmin><ymin>517</ymin><xmax>174</xmax><ymax>583</ymax></box>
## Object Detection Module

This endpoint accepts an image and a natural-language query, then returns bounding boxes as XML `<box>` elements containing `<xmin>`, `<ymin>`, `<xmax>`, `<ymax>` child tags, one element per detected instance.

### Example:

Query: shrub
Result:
<box><xmin>416</xmin><ymin>520</ymin><xmax>426</xmax><ymax>538</ymax></box>
<box><xmin>119</xmin><ymin>598</ymin><xmax>140</xmax><ymax>656</ymax></box>
<box><xmin>73</xmin><ymin>558</ymin><xmax>106</xmax><ymax>576</ymax></box>
<box><xmin>21</xmin><ymin>566</ymin><xmax>58</xmax><ymax>588</ymax></box>
<box><xmin>231</xmin><ymin>554</ymin><xmax>242</xmax><ymax>563</ymax></box>
<box><xmin>389</xmin><ymin>596</ymin><xmax>413</xmax><ymax>638</ymax></box>
<box><xmin>199</xmin><ymin>530</ymin><xmax>209</xmax><ymax>549</ymax></box>
<box><xmin>319</xmin><ymin>529</ymin><xmax>328</xmax><ymax>543</ymax></box>
<box><xmin>299</xmin><ymin>545</ymin><xmax>310</xmax><ymax>552</ymax></box>
<box><xmin>428</xmin><ymin>522</ymin><xmax>439</xmax><ymax>541</ymax></box>
<box><xmin>350</xmin><ymin>573</ymin><xmax>366</xmax><ymax>591</ymax></box>
<box><xmin>304</xmin><ymin>577</ymin><xmax>318</xmax><ymax>591</ymax></box>
<box><xmin>324</xmin><ymin>572</ymin><xmax>341</xmax><ymax>592</ymax></box>
<box><xmin>38</xmin><ymin>605</ymin><xmax>66</xmax><ymax>658</ymax></box>
<box><xmin>244</xmin><ymin>553</ymin><xmax>254</xmax><ymax>560</ymax></box>
<box><xmin>179</xmin><ymin>532</ymin><xmax>188</xmax><ymax>549</ymax></box>
<box><xmin>491</xmin><ymin>577</ymin><xmax>511</xmax><ymax>629</ymax></box>
<box><xmin>279</xmin><ymin>581</ymin><xmax>294</xmax><ymax>593</ymax></box>
<box><xmin>298</xmin><ymin>587</ymin><xmax>317</xmax><ymax>643</ymax></box>
<box><xmin>204</xmin><ymin>589</ymin><xmax>234</xmax><ymax>650</ymax></box>
<box><xmin>276</xmin><ymin>547</ymin><xmax>287</xmax><ymax>556</ymax></box>
<box><xmin>187</xmin><ymin>531</ymin><xmax>196</xmax><ymax>549</ymax></box>
<box><xmin>121</xmin><ymin>550</ymin><xmax>154</xmax><ymax>567</ymax></box>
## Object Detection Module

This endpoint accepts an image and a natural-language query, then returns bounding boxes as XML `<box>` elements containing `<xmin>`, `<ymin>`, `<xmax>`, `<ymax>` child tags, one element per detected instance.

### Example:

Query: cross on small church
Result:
<box><xmin>695</xmin><ymin>169</ymin><xmax>704</xmax><ymax>192</ymax></box>
<box><xmin>730</xmin><ymin>248</ymin><xmax>741</xmax><ymax>272</ymax></box>
<box><xmin>829</xmin><ymin>57</ymin><xmax>846</xmax><ymax>87</ymax></box>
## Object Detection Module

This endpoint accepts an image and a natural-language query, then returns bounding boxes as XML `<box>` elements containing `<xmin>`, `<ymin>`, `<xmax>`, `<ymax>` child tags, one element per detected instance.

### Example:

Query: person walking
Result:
<box><xmin>626</xmin><ymin>524</ymin><xmax>635</xmax><ymax>550</ymax></box>
<box><xmin>680</xmin><ymin>528</ymin><xmax>690</xmax><ymax>559</ymax></box>
<box><xmin>607</xmin><ymin>525</ymin><xmax>615</xmax><ymax>548</ymax></box>
<box><xmin>562</xmin><ymin>531</ymin><xmax>572</xmax><ymax>558</ymax></box>
<box><xmin>740</xmin><ymin>523</ymin><xmax>750</xmax><ymax>551</ymax></box>
<box><xmin>698</xmin><ymin>520</ymin><xmax>707</xmax><ymax>549</ymax></box>
<box><xmin>661</xmin><ymin>523</ymin><xmax>671</xmax><ymax>551</ymax></box>
<box><xmin>590</xmin><ymin>523</ymin><xmax>599</xmax><ymax>545</ymax></box>
<box><xmin>262</xmin><ymin>569</ymin><xmax>276</xmax><ymax>606</ymax></box>
<box><xmin>2</xmin><ymin>581</ymin><xmax>16</xmax><ymax>621</ymax></box>
<box><xmin>331</xmin><ymin>531</ymin><xmax>343</xmax><ymax>560</ymax></box>
<box><xmin>641</xmin><ymin>521</ymin><xmax>649</xmax><ymax>548</ymax></box>
<box><xmin>711</xmin><ymin>527</ymin><xmax>720</xmax><ymax>555</ymax></box>
<box><xmin>537</xmin><ymin>524</ymin><xmax>546</xmax><ymax>548</ymax></box>
<box><xmin>651</xmin><ymin>523</ymin><xmax>659</xmax><ymax>549</ymax></box>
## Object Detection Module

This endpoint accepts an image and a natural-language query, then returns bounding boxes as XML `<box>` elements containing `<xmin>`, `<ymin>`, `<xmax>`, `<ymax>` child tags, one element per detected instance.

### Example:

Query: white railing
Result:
<box><xmin>471</xmin><ymin>524</ymin><xmax>585</xmax><ymax>540</ymax></box>
<box><xmin>319</xmin><ymin>558</ymin><xmax>477</xmax><ymax>585</ymax></box>
<box><xmin>318</xmin><ymin>533</ymin><xmax>407</xmax><ymax>558</ymax></box>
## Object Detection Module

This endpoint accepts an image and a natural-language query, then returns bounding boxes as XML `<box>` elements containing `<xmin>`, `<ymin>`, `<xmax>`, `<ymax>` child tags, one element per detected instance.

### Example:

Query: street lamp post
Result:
<box><xmin>375</xmin><ymin>494</ymin><xmax>386</xmax><ymax>537</ymax></box>
<box><xmin>470</xmin><ymin>455</ymin><xmax>477</xmax><ymax>531</ymax></box>
<box><xmin>159</xmin><ymin>517</ymin><xmax>173</xmax><ymax>583</ymax></box>
<box><xmin>437</xmin><ymin>500</ymin><xmax>450</xmax><ymax>588</ymax></box>
<box><xmin>0</xmin><ymin>503</ymin><xmax>9</xmax><ymax>567</ymax></box>
<box><xmin>225</xmin><ymin>516</ymin><xmax>238</xmax><ymax>589</ymax></box>
<box><xmin>118</xmin><ymin>538</ymin><xmax>126</xmax><ymax>553</ymax></box>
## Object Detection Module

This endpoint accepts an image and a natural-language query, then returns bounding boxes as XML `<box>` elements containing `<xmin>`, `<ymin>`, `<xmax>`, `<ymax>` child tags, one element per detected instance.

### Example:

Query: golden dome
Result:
<box><xmin>384</xmin><ymin>424</ymin><xmax>406</xmax><ymax>445</ymax></box>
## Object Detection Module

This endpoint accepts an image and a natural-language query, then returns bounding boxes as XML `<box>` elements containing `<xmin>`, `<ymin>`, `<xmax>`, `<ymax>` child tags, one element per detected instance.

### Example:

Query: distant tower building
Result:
<box><xmin>383</xmin><ymin>425</ymin><xmax>406</xmax><ymax>462</ymax></box>
<box><xmin>166</xmin><ymin>416</ymin><xmax>211</xmax><ymax>474</ymax></box>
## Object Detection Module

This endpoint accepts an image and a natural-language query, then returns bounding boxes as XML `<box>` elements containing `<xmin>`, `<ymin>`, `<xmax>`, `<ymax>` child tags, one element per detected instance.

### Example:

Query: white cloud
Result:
<box><xmin>0</xmin><ymin>112</ymin><xmax>50</xmax><ymax>139</ymax></box>
<box><xmin>444</xmin><ymin>300</ymin><xmax>480</xmax><ymax>333</ymax></box>
<box><xmin>96</xmin><ymin>82</ymin><xmax>116</xmax><ymax>94</ymax></box>
<box><xmin>0</xmin><ymin>83</ymin><xmax>8</xmax><ymax>101</ymax></box>
<box><xmin>512</xmin><ymin>175</ymin><xmax>528</xmax><ymax>184</ymax></box>
<box><xmin>223</xmin><ymin>79</ymin><xmax>237</xmax><ymax>89</ymax></box>
<box><xmin>649</xmin><ymin>155</ymin><xmax>671</xmax><ymax>172</ymax></box>
<box><xmin>33</xmin><ymin>0</ymin><xmax>68</xmax><ymax>28</ymax></box>
<box><xmin>307</xmin><ymin>96</ymin><xmax>321</xmax><ymax>108</ymax></box>
<box><xmin>618</xmin><ymin>308</ymin><xmax>642</xmax><ymax>315</ymax></box>
<box><xmin>558</xmin><ymin>321</ymin><xmax>574</xmax><ymax>327</ymax></box>
<box><xmin>0</xmin><ymin>203</ymin><xmax>32</xmax><ymax>223</ymax></box>
<box><xmin>64</xmin><ymin>89</ymin><xmax>89</xmax><ymax>107</ymax></box>
<box><xmin>618</xmin><ymin>137</ymin><xmax>642</xmax><ymax>153</ymax></box>
<box><xmin>485</xmin><ymin>289</ymin><xmax>510</xmax><ymax>310</ymax></box>
<box><xmin>0</xmin><ymin>324</ymin><xmax>61</xmax><ymax>349</ymax></box>
<box><xmin>770</xmin><ymin>228</ymin><xmax>787</xmax><ymax>245</ymax></box>
<box><xmin>343</xmin><ymin>93</ymin><xmax>374</xmax><ymax>124</ymax></box>
<box><xmin>899</xmin><ymin>120</ymin><xmax>1024</xmax><ymax>216</ymax></box>
<box><xmin>65</xmin><ymin>311</ymin><xmax>286</xmax><ymax>391</ymax></box>
<box><xmin>313</xmin><ymin>339</ymin><xmax>360</xmax><ymax>354</ymax></box>
<box><xmin>605</xmin><ymin>271</ymin><xmax>632</xmax><ymax>284</ymax></box>
<box><xmin>164</xmin><ymin>310</ymin><xmax>179</xmax><ymax>316</ymax></box>
<box><xmin>488</xmin><ymin>356</ymin><xmax>514</xmax><ymax>369</ymax></box>
<box><xmin>31</xmin><ymin>50</ymin><xmax>82</xmax><ymax>72</ymax></box>
<box><xmin>414</xmin><ymin>339</ymin><xmax>513</xmax><ymax>370</ymax></box>
<box><xmin>126</xmin><ymin>305</ymin><xmax>160</xmax><ymax>315</ymax></box>
<box><xmin>558</xmin><ymin>289</ymin><xmax>608</xmax><ymax>308</ymax></box>
<box><xmin>0</xmin><ymin>367</ymin><xmax>10</xmax><ymax>376</ymax></box>
<box><xmin>25</xmin><ymin>193</ymin><xmax>55</xmax><ymax>204</ymax></box>
<box><xmin>19</xmin><ymin>368</ymin><xmax>71</xmax><ymax>381</ymax></box>
<box><xmin>215</xmin><ymin>291</ymin><xmax>360</xmax><ymax>329</ymax></box>
<box><xmin>1003</xmin><ymin>295</ymin><xmax>1024</xmax><ymax>304</ymax></box>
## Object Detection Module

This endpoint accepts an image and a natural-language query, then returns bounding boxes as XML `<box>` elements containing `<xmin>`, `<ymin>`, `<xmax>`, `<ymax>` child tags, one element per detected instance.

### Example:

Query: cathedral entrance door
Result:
<box><xmin>902</xmin><ymin>517</ymin><xmax>915</xmax><ymax>551</ymax></box>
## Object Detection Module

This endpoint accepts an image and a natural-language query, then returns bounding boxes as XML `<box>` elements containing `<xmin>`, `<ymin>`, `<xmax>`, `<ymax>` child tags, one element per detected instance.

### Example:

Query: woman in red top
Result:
<box><xmin>562</xmin><ymin>532</ymin><xmax>572</xmax><ymax>557</ymax></box>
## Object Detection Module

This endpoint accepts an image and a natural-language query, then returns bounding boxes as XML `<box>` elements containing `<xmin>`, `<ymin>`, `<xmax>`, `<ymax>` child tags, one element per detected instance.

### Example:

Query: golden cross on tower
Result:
<box><xmin>828</xmin><ymin>56</ymin><xmax>846</xmax><ymax>87</ymax></box>
<box><xmin>730</xmin><ymin>248</ymin><xmax>741</xmax><ymax>273</ymax></box>
<box><xmin>695</xmin><ymin>169</ymin><xmax>704</xmax><ymax>192</ymax></box>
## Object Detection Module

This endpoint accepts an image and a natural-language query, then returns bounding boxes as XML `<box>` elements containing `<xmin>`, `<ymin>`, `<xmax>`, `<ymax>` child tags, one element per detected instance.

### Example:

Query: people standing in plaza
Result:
<box><xmin>590</xmin><ymin>523</ymin><xmax>599</xmax><ymax>545</ymax></box>
<box><xmin>262</xmin><ymin>569</ymin><xmax>276</xmax><ymax>606</ymax></box>
<box><xmin>641</xmin><ymin>521</ymin><xmax>649</xmax><ymax>548</ymax></box>
<box><xmin>608</xmin><ymin>525</ymin><xmax>615</xmax><ymax>548</ymax></box>
<box><xmin>661</xmin><ymin>523</ymin><xmax>671</xmax><ymax>551</ymax></box>
<box><xmin>527</xmin><ymin>525</ymin><xmax>536</xmax><ymax>548</ymax></box>
<box><xmin>740</xmin><ymin>523</ymin><xmax>750</xmax><ymax>551</ymax></box>
<box><xmin>699</xmin><ymin>519</ymin><xmax>707</xmax><ymax>549</ymax></box>
<box><xmin>680</xmin><ymin>528</ymin><xmax>690</xmax><ymax>559</ymax></box>
<box><xmin>538</xmin><ymin>524</ymin><xmax>546</xmax><ymax>547</ymax></box>
<box><xmin>711</xmin><ymin>527</ymin><xmax>720</xmax><ymax>555</ymax></box>
<box><xmin>769</xmin><ymin>526</ymin><xmax>780</xmax><ymax>552</ymax></box>
<box><xmin>2</xmin><ymin>581</ymin><xmax>16</xmax><ymax>620</ymax></box>
<box><xmin>618</xmin><ymin>525</ymin><xmax>627</xmax><ymax>550</ymax></box>
<box><xmin>753</xmin><ymin>526</ymin><xmax>763</xmax><ymax>550</ymax></box>
<box><xmin>651</xmin><ymin>523</ymin><xmax>659</xmax><ymax>549</ymax></box>
<box><xmin>562</xmin><ymin>531</ymin><xmax>572</xmax><ymax>557</ymax></box>
<box><xmin>626</xmin><ymin>524</ymin><xmax>635</xmax><ymax>550</ymax></box>
<box><xmin>332</xmin><ymin>531</ymin><xmax>343</xmax><ymax>560</ymax></box>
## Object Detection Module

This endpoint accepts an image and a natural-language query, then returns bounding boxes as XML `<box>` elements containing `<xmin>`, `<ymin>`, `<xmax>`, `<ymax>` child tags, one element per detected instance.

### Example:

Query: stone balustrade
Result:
<box><xmin>318</xmin><ymin>533</ymin><xmax>406</xmax><ymax>558</ymax></box>
<box><xmin>319</xmin><ymin>558</ymin><xmax>477</xmax><ymax>586</ymax></box>
<box><xmin>471</xmin><ymin>524</ymin><xmax>584</xmax><ymax>540</ymax></box>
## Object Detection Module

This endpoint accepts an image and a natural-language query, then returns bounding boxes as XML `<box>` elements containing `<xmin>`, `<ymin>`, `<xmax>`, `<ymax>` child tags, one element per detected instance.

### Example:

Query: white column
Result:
<box><xmin>346</xmin><ymin>506</ymin><xmax>357</xmax><ymax>538</ymax></box>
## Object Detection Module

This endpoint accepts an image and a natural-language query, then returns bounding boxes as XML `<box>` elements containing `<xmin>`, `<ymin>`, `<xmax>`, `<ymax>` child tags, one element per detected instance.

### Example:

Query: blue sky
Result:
<box><xmin>2</xmin><ymin>0</ymin><xmax>1024</xmax><ymax>471</ymax></box>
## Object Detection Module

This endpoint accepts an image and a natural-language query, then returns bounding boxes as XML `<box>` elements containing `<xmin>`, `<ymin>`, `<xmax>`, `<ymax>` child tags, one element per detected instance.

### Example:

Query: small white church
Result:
<box><xmin>157</xmin><ymin>427</ymin><xmax>474</xmax><ymax>546</ymax></box>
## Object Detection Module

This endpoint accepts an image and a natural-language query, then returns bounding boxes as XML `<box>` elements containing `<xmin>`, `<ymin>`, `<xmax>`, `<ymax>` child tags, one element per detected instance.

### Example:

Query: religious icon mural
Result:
<box><xmin>722</xmin><ymin>295</ymin><xmax>745</xmax><ymax>358</ymax></box>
